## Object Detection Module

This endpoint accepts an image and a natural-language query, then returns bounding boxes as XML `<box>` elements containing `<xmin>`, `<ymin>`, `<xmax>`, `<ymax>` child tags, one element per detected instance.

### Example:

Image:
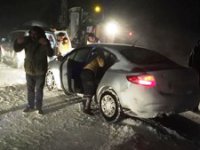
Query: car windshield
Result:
<box><xmin>119</xmin><ymin>47</ymin><xmax>172</xmax><ymax>65</ymax></box>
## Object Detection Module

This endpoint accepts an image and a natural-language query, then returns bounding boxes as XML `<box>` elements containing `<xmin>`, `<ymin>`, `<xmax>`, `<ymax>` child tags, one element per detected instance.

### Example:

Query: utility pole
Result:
<box><xmin>59</xmin><ymin>0</ymin><xmax>68</xmax><ymax>29</ymax></box>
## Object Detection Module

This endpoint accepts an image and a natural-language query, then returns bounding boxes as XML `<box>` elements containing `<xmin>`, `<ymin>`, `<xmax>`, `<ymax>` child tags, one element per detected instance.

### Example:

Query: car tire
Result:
<box><xmin>46</xmin><ymin>71</ymin><xmax>56</xmax><ymax>91</ymax></box>
<box><xmin>99</xmin><ymin>91</ymin><xmax>122</xmax><ymax>123</ymax></box>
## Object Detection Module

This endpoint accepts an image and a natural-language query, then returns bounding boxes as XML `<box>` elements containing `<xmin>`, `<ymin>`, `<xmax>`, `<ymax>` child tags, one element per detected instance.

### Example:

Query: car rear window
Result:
<box><xmin>119</xmin><ymin>47</ymin><xmax>172</xmax><ymax>65</ymax></box>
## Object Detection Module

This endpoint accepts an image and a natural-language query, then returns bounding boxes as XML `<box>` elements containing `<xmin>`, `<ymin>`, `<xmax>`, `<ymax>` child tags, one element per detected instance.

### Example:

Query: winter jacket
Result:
<box><xmin>14</xmin><ymin>37</ymin><xmax>54</xmax><ymax>75</ymax></box>
<box><xmin>84</xmin><ymin>56</ymin><xmax>105</xmax><ymax>74</ymax></box>
<box><xmin>189</xmin><ymin>46</ymin><xmax>200</xmax><ymax>71</ymax></box>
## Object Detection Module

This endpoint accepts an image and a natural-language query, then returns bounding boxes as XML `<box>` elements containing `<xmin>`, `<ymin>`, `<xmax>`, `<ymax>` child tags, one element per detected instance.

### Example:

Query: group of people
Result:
<box><xmin>14</xmin><ymin>26</ymin><xmax>104</xmax><ymax>115</ymax></box>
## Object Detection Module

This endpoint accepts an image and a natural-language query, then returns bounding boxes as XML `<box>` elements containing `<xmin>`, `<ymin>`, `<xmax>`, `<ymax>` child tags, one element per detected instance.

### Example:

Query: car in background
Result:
<box><xmin>46</xmin><ymin>43</ymin><xmax>200</xmax><ymax>122</ymax></box>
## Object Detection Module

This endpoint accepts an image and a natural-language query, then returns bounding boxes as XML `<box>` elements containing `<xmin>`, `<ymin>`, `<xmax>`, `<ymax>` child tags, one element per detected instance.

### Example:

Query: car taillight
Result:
<box><xmin>126</xmin><ymin>74</ymin><xmax>156</xmax><ymax>87</ymax></box>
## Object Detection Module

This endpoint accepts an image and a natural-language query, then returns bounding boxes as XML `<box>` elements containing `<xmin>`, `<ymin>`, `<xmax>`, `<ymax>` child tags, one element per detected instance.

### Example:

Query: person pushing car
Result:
<box><xmin>80</xmin><ymin>48</ymin><xmax>105</xmax><ymax>115</ymax></box>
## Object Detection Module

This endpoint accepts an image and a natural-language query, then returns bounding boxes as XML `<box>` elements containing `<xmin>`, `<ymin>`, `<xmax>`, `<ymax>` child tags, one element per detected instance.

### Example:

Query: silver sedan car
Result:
<box><xmin>46</xmin><ymin>44</ymin><xmax>200</xmax><ymax>122</ymax></box>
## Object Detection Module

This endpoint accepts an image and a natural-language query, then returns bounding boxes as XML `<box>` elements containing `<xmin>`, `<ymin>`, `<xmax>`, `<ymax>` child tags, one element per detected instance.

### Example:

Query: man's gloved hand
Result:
<box><xmin>16</xmin><ymin>36</ymin><xmax>25</xmax><ymax>44</ymax></box>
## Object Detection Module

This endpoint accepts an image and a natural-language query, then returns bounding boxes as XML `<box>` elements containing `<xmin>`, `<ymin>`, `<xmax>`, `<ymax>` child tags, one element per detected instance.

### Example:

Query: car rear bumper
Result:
<box><xmin>120</xmin><ymin>90</ymin><xmax>200</xmax><ymax>118</ymax></box>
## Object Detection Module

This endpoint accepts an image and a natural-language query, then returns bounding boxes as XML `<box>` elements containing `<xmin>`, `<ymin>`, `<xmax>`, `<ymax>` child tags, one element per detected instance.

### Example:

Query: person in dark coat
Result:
<box><xmin>188</xmin><ymin>40</ymin><xmax>200</xmax><ymax>112</ymax></box>
<box><xmin>14</xmin><ymin>26</ymin><xmax>54</xmax><ymax>114</ymax></box>
<box><xmin>189</xmin><ymin>40</ymin><xmax>200</xmax><ymax>71</ymax></box>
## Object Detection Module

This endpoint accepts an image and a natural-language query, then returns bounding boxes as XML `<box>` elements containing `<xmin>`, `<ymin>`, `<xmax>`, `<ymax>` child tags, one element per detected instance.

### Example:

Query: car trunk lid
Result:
<box><xmin>149</xmin><ymin>68</ymin><xmax>199</xmax><ymax>95</ymax></box>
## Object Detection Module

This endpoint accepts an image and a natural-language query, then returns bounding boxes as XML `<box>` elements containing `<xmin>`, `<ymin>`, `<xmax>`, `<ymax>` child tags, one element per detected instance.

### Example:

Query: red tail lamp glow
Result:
<box><xmin>126</xmin><ymin>74</ymin><xmax>156</xmax><ymax>87</ymax></box>
<box><xmin>128</xmin><ymin>32</ymin><xmax>133</xmax><ymax>36</ymax></box>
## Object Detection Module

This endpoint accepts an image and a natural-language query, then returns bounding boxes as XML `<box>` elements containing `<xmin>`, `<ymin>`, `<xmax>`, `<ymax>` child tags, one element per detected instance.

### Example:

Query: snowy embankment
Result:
<box><xmin>0</xmin><ymin>62</ymin><xmax>199</xmax><ymax>150</ymax></box>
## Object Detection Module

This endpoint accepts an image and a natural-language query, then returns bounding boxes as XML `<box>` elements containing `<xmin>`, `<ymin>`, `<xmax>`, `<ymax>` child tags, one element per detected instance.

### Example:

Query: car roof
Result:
<box><xmin>89</xmin><ymin>43</ymin><xmax>133</xmax><ymax>48</ymax></box>
<box><xmin>87</xmin><ymin>43</ymin><xmax>176</xmax><ymax>66</ymax></box>
<box><xmin>86</xmin><ymin>43</ymin><xmax>133</xmax><ymax>52</ymax></box>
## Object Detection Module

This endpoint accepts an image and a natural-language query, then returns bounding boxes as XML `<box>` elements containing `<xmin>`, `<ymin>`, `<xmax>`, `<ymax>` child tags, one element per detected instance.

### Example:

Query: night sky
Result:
<box><xmin>0</xmin><ymin>0</ymin><xmax>61</xmax><ymax>32</ymax></box>
<box><xmin>0</xmin><ymin>0</ymin><xmax>199</xmax><ymax>33</ymax></box>
<box><xmin>0</xmin><ymin>0</ymin><xmax>200</xmax><ymax>60</ymax></box>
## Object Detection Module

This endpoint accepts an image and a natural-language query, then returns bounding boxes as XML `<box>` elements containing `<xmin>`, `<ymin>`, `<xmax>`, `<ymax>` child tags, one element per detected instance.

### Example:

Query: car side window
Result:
<box><xmin>73</xmin><ymin>48</ymin><xmax>91</xmax><ymax>63</ymax></box>
<box><xmin>103</xmin><ymin>50</ymin><xmax>117</xmax><ymax>68</ymax></box>
<box><xmin>103</xmin><ymin>50</ymin><xmax>115</xmax><ymax>60</ymax></box>
<box><xmin>87</xmin><ymin>48</ymin><xmax>117</xmax><ymax>66</ymax></box>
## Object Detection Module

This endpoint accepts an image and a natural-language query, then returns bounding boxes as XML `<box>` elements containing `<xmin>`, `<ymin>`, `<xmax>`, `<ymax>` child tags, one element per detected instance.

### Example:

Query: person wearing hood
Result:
<box><xmin>14</xmin><ymin>26</ymin><xmax>54</xmax><ymax>114</ymax></box>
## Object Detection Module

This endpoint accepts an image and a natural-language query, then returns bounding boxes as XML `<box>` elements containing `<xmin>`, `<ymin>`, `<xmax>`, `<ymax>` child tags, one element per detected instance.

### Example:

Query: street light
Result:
<box><xmin>91</xmin><ymin>4</ymin><xmax>104</xmax><ymax>25</ymax></box>
<box><xmin>94</xmin><ymin>5</ymin><xmax>102</xmax><ymax>13</ymax></box>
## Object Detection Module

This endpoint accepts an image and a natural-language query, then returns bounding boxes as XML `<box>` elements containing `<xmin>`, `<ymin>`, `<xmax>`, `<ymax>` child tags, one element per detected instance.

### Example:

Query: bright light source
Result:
<box><xmin>105</xmin><ymin>21</ymin><xmax>119</xmax><ymax>36</ymax></box>
<box><xmin>94</xmin><ymin>5</ymin><xmax>101</xmax><ymax>13</ymax></box>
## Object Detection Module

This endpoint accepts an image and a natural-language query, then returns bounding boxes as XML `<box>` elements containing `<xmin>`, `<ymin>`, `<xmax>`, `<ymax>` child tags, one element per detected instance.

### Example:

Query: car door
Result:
<box><xmin>61</xmin><ymin>47</ymin><xmax>91</xmax><ymax>94</ymax></box>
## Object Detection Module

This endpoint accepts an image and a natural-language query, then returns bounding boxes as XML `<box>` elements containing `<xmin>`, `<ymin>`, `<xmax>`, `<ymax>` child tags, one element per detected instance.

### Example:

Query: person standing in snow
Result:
<box><xmin>188</xmin><ymin>40</ymin><xmax>200</xmax><ymax>112</ymax></box>
<box><xmin>189</xmin><ymin>40</ymin><xmax>200</xmax><ymax>72</ymax></box>
<box><xmin>14</xmin><ymin>26</ymin><xmax>54</xmax><ymax>114</ymax></box>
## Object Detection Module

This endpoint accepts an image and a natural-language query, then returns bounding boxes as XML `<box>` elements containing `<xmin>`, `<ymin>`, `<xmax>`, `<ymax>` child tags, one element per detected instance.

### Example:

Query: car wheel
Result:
<box><xmin>99</xmin><ymin>91</ymin><xmax>122</xmax><ymax>123</ymax></box>
<box><xmin>46</xmin><ymin>71</ymin><xmax>56</xmax><ymax>91</ymax></box>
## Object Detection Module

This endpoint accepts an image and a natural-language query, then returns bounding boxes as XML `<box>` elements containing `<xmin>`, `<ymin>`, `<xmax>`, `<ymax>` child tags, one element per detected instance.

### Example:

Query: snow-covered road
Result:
<box><xmin>0</xmin><ymin>62</ymin><xmax>200</xmax><ymax>150</ymax></box>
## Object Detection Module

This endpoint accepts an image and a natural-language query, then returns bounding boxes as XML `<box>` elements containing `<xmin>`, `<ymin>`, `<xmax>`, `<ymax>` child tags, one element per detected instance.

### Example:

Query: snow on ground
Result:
<box><xmin>0</xmin><ymin>63</ymin><xmax>26</xmax><ymax>87</ymax></box>
<box><xmin>0</xmin><ymin>62</ymin><xmax>200</xmax><ymax>150</ymax></box>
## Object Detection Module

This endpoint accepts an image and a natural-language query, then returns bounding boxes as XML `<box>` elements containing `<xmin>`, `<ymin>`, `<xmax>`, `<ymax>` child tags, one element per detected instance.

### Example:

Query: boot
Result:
<box><xmin>83</xmin><ymin>96</ymin><xmax>94</xmax><ymax>115</ymax></box>
<box><xmin>81</xmin><ymin>95</ymin><xmax>88</xmax><ymax>111</ymax></box>
<box><xmin>80</xmin><ymin>100</ymin><xmax>86</xmax><ymax>112</ymax></box>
